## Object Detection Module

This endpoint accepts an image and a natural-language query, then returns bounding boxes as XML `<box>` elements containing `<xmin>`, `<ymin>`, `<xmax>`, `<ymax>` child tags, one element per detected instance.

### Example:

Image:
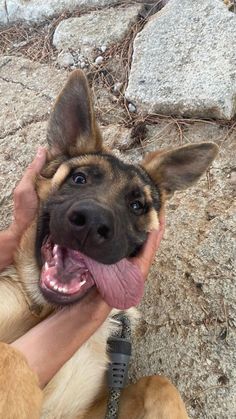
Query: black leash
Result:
<box><xmin>105</xmin><ymin>314</ymin><xmax>132</xmax><ymax>419</ymax></box>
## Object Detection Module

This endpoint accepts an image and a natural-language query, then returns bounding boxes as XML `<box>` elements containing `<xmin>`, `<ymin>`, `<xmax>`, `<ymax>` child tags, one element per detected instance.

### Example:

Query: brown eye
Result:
<box><xmin>130</xmin><ymin>200</ymin><xmax>144</xmax><ymax>214</ymax></box>
<box><xmin>72</xmin><ymin>172</ymin><xmax>87</xmax><ymax>184</ymax></box>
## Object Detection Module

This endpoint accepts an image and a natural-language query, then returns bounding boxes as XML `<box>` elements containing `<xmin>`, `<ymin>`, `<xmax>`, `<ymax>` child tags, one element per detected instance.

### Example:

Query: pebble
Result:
<box><xmin>57</xmin><ymin>52</ymin><xmax>74</xmax><ymax>68</ymax></box>
<box><xmin>128</xmin><ymin>103</ymin><xmax>136</xmax><ymax>113</ymax></box>
<box><xmin>100</xmin><ymin>45</ymin><xmax>107</xmax><ymax>53</ymax></box>
<box><xmin>95</xmin><ymin>56</ymin><xmax>104</xmax><ymax>65</ymax></box>
<box><xmin>113</xmin><ymin>82</ymin><xmax>123</xmax><ymax>93</ymax></box>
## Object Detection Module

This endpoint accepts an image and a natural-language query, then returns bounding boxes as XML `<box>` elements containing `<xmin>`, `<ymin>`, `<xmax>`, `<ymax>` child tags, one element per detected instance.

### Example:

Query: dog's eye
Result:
<box><xmin>72</xmin><ymin>172</ymin><xmax>87</xmax><ymax>184</ymax></box>
<box><xmin>130</xmin><ymin>200</ymin><xmax>144</xmax><ymax>214</ymax></box>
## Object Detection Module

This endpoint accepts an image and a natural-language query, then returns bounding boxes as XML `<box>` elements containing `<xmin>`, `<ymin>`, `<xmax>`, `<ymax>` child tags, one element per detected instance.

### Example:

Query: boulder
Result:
<box><xmin>126</xmin><ymin>0</ymin><xmax>236</xmax><ymax>119</ymax></box>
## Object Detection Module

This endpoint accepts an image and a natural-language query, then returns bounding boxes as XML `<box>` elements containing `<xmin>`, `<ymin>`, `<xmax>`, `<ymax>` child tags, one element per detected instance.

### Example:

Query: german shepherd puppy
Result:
<box><xmin>0</xmin><ymin>70</ymin><xmax>218</xmax><ymax>418</ymax></box>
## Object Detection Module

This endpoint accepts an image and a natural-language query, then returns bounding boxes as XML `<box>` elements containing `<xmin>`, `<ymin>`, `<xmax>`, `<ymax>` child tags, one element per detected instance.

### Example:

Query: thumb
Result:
<box><xmin>22</xmin><ymin>147</ymin><xmax>47</xmax><ymax>183</ymax></box>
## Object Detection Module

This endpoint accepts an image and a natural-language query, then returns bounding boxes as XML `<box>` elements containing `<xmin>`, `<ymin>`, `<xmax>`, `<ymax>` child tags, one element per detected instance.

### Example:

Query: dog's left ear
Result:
<box><xmin>141</xmin><ymin>143</ymin><xmax>218</xmax><ymax>197</ymax></box>
<box><xmin>47</xmin><ymin>70</ymin><xmax>103</xmax><ymax>158</ymax></box>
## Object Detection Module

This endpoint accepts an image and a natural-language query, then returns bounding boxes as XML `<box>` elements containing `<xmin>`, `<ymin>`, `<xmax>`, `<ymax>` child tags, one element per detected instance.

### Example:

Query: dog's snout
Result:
<box><xmin>68</xmin><ymin>203</ymin><xmax>114</xmax><ymax>245</ymax></box>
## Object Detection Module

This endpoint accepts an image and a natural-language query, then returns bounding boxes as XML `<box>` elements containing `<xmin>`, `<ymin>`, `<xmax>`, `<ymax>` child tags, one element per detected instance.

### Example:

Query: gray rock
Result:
<box><xmin>126</xmin><ymin>0</ymin><xmax>236</xmax><ymax>120</ymax></box>
<box><xmin>101</xmin><ymin>124</ymin><xmax>133</xmax><ymax>150</ymax></box>
<box><xmin>57</xmin><ymin>52</ymin><xmax>75</xmax><ymax>68</ymax></box>
<box><xmin>53</xmin><ymin>5</ymin><xmax>141</xmax><ymax>60</ymax></box>
<box><xmin>0</xmin><ymin>0</ymin><xmax>119</xmax><ymax>24</ymax></box>
<box><xmin>0</xmin><ymin>56</ymin><xmax>67</xmax><ymax>138</ymax></box>
<box><xmin>94</xmin><ymin>55</ymin><xmax>103</xmax><ymax>65</ymax></box>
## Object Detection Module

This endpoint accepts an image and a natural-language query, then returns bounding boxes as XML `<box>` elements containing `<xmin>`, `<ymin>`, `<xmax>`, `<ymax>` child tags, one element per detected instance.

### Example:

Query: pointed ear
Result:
<box><xmin>47</xmin><ymin>70</ymin><xmax>103</xmax><ymax>158</ymax></box>
<box><xmin>141</xmin><ymin>143</ymin><xmax>219</xmax><ymax>197</ymax></box>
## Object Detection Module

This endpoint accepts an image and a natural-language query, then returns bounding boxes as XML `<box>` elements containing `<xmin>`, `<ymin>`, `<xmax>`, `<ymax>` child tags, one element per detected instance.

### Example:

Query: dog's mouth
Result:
<box><xmin>40</xmin><ymin>236</ymin><xmax>144</xmax><ymax>309</ymax></box>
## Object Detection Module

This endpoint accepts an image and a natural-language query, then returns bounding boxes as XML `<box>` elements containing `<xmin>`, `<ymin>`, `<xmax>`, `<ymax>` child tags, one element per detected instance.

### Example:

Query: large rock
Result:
<box><xmin>126</xmin><ymin>0</ymin><xmax>236</xmax><ymax>120</ymax></box>
<box><xmin>53</xmin><ymin>5</ymin><xmax>141</xmax><ymax>60</ymax></box>
<box><xmin>0</xmin><ymin>0</ymin><xmax>119</xmax><ymax>24</ymax></box>
<box><xmin>0</xmin><ymin>56</ymin><xmax>67</xmax><ymax>138</ymax></box>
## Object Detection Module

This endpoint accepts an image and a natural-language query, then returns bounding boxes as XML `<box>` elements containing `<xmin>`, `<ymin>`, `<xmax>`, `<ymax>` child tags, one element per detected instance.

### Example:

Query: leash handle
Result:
<box><xmin>105</xmin><ymin>315</ymin><xmax>132</xmax><ymax>419</ymax></box>
<box><xmin>107</xmin><ymin>337</ymin><xmax>131</xmax><ymax>389</ymax></box>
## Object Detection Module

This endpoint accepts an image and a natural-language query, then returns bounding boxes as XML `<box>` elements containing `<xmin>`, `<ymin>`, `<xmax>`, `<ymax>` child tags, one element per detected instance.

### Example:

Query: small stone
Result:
<box><xmin>100</xmin><ymin>45</ymin><xmax>107</xmax><ymax>53</ymax></box>
<box><xmin>80</xmin><ymin>61</ymin><xmax>86</xmax><ymax>69</ymax></box>
<box><xmin>128</xmin><ymin>103</ymin><xmax>136</xmax><ymax>113</ymax></box>
<box><xmin>113</xmin><ymin>82</ymin><xmax>123</xmax><ymax>93</ymax></box>
<box><xmin>95</xmin><ymin>56</ymin><xmax>104</xmax><ymax>65</ymax></box>
<box><xmin>57</xmin><ymin>52</ymin><xmax>74</xmax><ymax>68</ymax></box>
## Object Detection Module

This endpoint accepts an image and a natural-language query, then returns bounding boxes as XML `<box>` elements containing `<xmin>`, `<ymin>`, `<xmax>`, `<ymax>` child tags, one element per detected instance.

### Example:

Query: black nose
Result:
<box><xmin>68</xmin><ymin>202</ymin><xmax>114</xmax><ymax>244</ymax></box>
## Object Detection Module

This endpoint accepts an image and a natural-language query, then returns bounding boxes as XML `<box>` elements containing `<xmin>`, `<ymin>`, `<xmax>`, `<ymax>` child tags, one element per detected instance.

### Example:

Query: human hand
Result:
<box><xmin>9</xmin><ymin>147</ymin><xmax>47</xmax><ymax>240</ymax></box>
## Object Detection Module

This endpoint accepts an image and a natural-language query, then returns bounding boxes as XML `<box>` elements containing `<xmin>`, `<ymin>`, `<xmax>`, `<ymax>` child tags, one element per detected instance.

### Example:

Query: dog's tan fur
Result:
<box><xmin>0</xmin><ymin>70</ymin><xmax>218</xmax><ymax>418</ymax></box>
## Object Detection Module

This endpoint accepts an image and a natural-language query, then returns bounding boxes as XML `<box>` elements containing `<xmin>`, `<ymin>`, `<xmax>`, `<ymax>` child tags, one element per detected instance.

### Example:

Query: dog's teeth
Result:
<box><xmin>80</xmin><ymin>280</ymin><xmax>86</xmax><ymax>287</ymax></box>
<box><xmin>50</xmin><ymin>280</ymin><xmax>55</xmax><ymax>287</ymax></box>
<box><xmin>62</xmin><ymin>287</ymin><xmax>68</xmax><ymax>293</ymax></box>
<box><xmin>53</xmin><ymin>284</ymin><xmax>58</xmax><ymax>291</ymax></box>
<box><xmin>58</xmin><ymin>287</ymin><xmax>63</xmax><ymax>292</ymax></box>
<box><xmin>45</xmin><ymin>262</ymin><xmax>49</xmax><ymax>270</ymax></box>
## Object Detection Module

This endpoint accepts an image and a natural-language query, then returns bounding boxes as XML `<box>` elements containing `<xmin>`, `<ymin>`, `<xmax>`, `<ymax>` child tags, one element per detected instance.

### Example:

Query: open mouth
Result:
<box><xmin>40</xmin><ymin>236</ymin><xmax>144</xmax><ymax>309</ymax></box>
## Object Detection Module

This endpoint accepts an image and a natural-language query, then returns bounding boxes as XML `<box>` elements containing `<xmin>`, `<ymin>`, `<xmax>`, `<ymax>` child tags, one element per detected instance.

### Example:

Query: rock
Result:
<box><xmin>113</xmin><ymin>82</ymin><xmax>123</xmax><ymax>93</ymax></box>
<box><xmin>57</xmin><ymin>52</ymin><xmax>74</xmax><ymax>68</ymax></box>
<box><xmin>94</xmin><ymin>56</ymin><xmax>103</xmax><ymax>65</ymax></box>
<box><xmin>0</xmin><ymin>0</ymin><xmax>120</xmax><ymax>25</ymax></box>
<box><xmin>0</xmin><ymin>56</ymin><xmax>67</xmax><ymax>138</ymax></box>
<box><xmin>100</xmin><ymin>45</ymin><xmax>107</xmax><ymax>53</ymax></box>
<box><xmin>128</xmin><ymin>103</ymin><xmax>136</xmax><ymax>113</ymax></box>
<box><xmin>101</xmin><ymin>124</ymin><xmax>133</xmax><ymax>150</ymax></box>
<box><xmin>53</xmin><ymin>5</ymin><xmax>141</xmax><ymax>60</ymax></box>
<box><xmin>126</xmin><ymin>0</ymin><xmax>236</xmax><ymax>120</ymax></box>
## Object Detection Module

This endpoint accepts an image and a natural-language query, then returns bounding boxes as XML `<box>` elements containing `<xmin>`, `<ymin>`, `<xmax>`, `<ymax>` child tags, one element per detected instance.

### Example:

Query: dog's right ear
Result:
<box><xmin>47</xmin><ymin>70</ymin><xmax>103</xmax><ymax>159</ymax></box>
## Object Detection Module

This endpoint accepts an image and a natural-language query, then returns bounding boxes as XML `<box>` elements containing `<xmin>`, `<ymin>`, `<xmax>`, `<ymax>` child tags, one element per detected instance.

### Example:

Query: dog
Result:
<box><xmin>0</xmin><ymin>70</ymin><xmax>218</xmax><ymax>418</ymax></box>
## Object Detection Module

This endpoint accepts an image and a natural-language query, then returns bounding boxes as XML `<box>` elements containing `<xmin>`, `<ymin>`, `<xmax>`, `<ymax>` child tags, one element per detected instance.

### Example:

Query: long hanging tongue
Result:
<box><xmin>41</xmin><ymin>239</ymin><xmax>144</xmax><ymax>309</ymax></box>
<box><xmin>75</xmin><ymin>252</ymin><xmax>144</xmax><ymax>309</ymax></box>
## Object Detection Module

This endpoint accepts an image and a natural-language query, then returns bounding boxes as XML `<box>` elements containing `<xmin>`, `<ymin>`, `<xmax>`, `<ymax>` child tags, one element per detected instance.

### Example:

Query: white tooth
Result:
<box><xmin>62</xmin><ymin>287</ymin><xmax>68</xmax><ymax>293</ymax></box>
<box><xmin>50</xmin><ymin>280</ymin><xmax>55</xmax><ymax>287</ymax></box>
<box><xmin>58</xmin><ymin>287</ymin><xmax>63</xmax><ymax>292</ymax></box>
<box><xmin>80</xmin><ymin>280</ymin><xmax>86</xmax><ymax>287</ymax></box>
<box><xmin>53</xmin><ymin>284</ymin><xmax>58</xmax><ymax>291</ymax></box>
<box><xmin>45</xmin><ymin>262</ymin><xmax>49</xmax><ymax>270</ymax></box>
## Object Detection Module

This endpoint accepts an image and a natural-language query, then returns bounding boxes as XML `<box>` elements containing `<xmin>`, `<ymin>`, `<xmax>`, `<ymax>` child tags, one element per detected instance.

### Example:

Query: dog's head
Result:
<box><xmin>35</xmin><ymin>70</ymin><xmax>218</xmax><ymax>306</ymax></box>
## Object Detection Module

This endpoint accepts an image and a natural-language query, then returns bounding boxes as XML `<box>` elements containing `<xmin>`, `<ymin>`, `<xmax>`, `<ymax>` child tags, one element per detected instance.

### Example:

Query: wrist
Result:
<box><xmin>8</xmin><ymin>221</ymin><xmax>24</xmax><ymax>243</ymax></box>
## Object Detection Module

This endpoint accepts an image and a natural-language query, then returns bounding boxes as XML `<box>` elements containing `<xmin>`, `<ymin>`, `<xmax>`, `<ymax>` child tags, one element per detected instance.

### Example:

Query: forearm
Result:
<box><xmin>11</xmin><ymin>290</ymin><xmax>111</xmax><ymax>388</ymax></box>
<box><xmin>0</xmin><ymin>225</ymin><xmax>20</xmax><ymax>271</ymax></box>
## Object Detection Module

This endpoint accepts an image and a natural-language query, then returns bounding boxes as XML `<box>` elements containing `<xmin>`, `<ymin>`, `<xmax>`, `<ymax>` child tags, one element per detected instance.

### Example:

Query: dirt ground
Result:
<box><xmin>0</xmin><ymin>6</ymin><xmax>235</xmax><ymax>418</ymax></box>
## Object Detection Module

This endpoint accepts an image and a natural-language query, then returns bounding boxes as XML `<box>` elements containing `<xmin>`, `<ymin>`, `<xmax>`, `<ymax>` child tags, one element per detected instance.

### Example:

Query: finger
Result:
<box><xmin>21</xmin><ymin>147</ymin><xmax>47</xmax><ymax>184</ymax></box>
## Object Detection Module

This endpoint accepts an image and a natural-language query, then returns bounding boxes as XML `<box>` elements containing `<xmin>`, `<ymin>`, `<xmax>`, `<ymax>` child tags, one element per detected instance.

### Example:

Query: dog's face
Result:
<box><xmin>35</xmin><ymin>70</ymin><xmax>218</xmax><ymax>306</ymax></box>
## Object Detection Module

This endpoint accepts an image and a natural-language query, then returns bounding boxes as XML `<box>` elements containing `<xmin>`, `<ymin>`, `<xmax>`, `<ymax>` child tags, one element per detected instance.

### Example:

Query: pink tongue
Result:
<box><xmin>71</xmin><ymin>250</ymin><xmax>144</xmax><ymax>309</ymax></box>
